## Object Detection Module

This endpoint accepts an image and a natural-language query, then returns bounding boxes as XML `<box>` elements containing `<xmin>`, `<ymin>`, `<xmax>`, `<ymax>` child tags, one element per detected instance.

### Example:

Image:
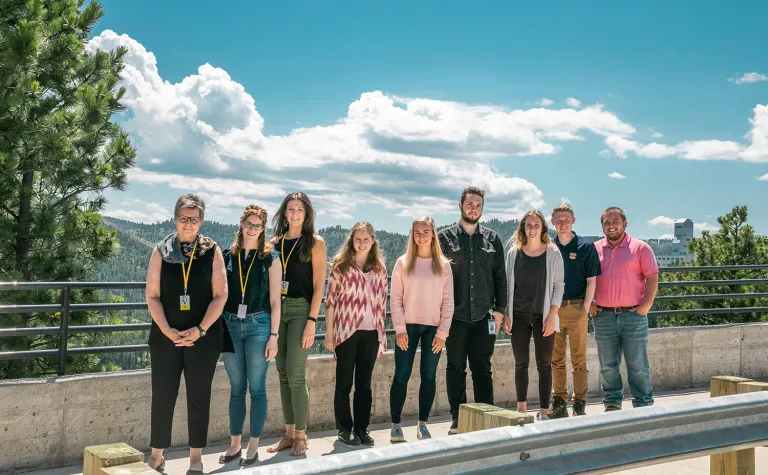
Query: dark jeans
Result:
<box><xmin>511</xmin><ymin>313</ymin><xmax>555</xmax><ymax>409</ymax></box>
<box><xmin>390</xmin><ymin>324</ymin><xmax>441</xmax><ymax>423</ymax></box>
<box><xmin>445</xmin><ymin>314</ymin><xmax>497</xmax><ymax>419</ymax></box>
<box><xmin>334</xmin><ymin>330</ymin><xmax>379</xmax><ymax>433</ymax></box>
<box><xmin>149</xmin><ymin>336</ymin><xmax>220</xmax><ymax>448</ymax></box>
<box><xmin>593</xmin><ymin>310</ymin><xmax>654</xmax><ymax>408</ymax></box>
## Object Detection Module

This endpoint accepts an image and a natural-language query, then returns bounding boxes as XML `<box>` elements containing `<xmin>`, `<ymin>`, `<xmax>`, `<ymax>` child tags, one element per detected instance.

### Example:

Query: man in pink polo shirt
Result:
<box><xmin>589</xmin><ymin>206</ymin><xmax>658</xmax><ymax>411</ymax></box>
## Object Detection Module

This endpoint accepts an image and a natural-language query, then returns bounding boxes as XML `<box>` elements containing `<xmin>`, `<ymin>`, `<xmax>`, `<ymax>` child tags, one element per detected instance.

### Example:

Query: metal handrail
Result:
<box><xmin>240</xmin><ymin>391</ymin><xmax>768</xmax><ymax>474</ymax></box>
<box><xmin>1</xmin><ymin>264</ymin><xmax>766</xmax><ymax>375</ymax></box>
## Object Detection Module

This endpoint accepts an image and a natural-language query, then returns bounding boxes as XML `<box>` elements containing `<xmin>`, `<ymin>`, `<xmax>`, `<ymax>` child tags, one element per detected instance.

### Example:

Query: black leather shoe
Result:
<box><xmin>218</xmin><ymin>448</ymin><xmax>242</xmax><ymax>464</ymax></box>
<box><xmin>355</xmin><ymin>430</ymin><xmax>374</xmax><ymax>446</ymax></box>
<box><xmin>240</xmin><ymin>452</ymin><xmax>259</xmax><ymax>466</ymax></box>
<box><xmin>338</xmin><ymin>429</ymin><xmax>361</xmax><ymax>445</ymax></box>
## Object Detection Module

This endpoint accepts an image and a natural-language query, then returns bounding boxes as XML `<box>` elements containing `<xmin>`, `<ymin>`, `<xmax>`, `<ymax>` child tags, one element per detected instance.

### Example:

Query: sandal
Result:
<box><xmin>290</xmin><ymin>431</ymin><xmax>309</xmax><ymax>456</ymax></box>
<box><xmin>266</xmin><ymin>435</ymin><xmax>293</xmax><ymax>453</ymax></box>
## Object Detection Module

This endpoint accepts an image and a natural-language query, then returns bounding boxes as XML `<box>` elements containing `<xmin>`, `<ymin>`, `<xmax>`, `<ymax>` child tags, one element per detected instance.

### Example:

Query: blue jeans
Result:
<box><xmin>389</xmin><ymin>324</ymin><xmax>442</xmax><ymax>423</ymax></box>
<box><xmin>593</xmin><ymin>310</ymin><xmax>654</xmax><ymax>408</ymax></box>
<box><xmin>222</xmin><ymin>311</ymin><xmax>271</xmax><ymax>437</ymax></box>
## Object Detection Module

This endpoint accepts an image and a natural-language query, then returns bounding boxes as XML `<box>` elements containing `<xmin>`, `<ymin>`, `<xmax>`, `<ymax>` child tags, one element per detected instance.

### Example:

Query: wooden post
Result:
<box><xmin>458</xmin><ymin>403</ymin><xmax>506</xmax><ymax>433</ymax></box>
<box><xmin>709</xmin><ymin>376</ymin><xmax>754</xmax><ymax>475</ymax></box>
<box><xmin>83</xmin><ymin>443</ymin><xmax>143</xmax><ymax>475</ymax></box>
<box><xmin>100</xmin><ymin>462</ymin><xmax>157</xmax><ymax>475</ymax></box>
<box><xmin>483</xmin><ymin>409</ymin><xmax>534</xmax><ymax>429</ymax></box>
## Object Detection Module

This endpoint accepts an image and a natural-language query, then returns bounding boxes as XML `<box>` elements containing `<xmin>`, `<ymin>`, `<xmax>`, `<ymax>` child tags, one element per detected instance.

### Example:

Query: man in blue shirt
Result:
<box><xmin>550</xmin><ymin>203</ymin><xmax>601</xmax><ymax>417</ymax></box>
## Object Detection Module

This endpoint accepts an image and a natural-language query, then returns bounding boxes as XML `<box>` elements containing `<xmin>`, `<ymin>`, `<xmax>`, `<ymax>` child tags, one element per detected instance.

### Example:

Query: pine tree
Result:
<box><xmin>0</xmin><ymin>0</ymin><xmax>136</xmax><ymax>378</ymax></box>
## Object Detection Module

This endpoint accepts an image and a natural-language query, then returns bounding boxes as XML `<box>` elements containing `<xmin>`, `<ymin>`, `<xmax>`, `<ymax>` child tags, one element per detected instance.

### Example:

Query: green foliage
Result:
<box><xmin>654</xmin><ymin>206</ymin><xmax>768</xmax><ymax>327</ymax></box>
<box><xmin>0</xmin><ymin>0</ymin><xmax>136</xmax><ymax>378</ymax></box>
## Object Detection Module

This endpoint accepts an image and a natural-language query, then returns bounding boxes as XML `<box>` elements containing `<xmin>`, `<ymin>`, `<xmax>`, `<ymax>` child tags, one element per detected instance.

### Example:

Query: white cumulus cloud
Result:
<box><xmin>648</xmin><ymin>216</ymin><xmax>717</xmax><ymax>233</ymax></box>
<box><xmin>758</xmin><ymin>173</ymin><xmax>768</xmax><ymax>181</ymax></box>
<box><xmin>539</xmin><ymin>98</ymin><xmax>554</xmax><ymax>106</ymax></box>
<box><xmin>565</xmin><ymin>97</ymin><xmax>582</xmax><ymax>108</ymax></box>
<box><xmin>607</xmin><ymin>172</ymin><xmax>626</xmax><ymax>179</ymax></box>
<box><xmin>104</xmin><ymin>199</ymin><xmax>171</xmax><ymax>223</ymax></box>
<box><xmin>729</xmin><ymin>72</ymin><xmax>768</xmax><ymax>84</ymax></box>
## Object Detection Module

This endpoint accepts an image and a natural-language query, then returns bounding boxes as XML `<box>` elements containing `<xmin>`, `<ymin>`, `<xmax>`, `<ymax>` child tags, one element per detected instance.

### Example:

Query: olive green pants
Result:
<box><xmin>276</xmin><ymin>297</ymin><xmax>311</xmax><ymax>431</ymax></box>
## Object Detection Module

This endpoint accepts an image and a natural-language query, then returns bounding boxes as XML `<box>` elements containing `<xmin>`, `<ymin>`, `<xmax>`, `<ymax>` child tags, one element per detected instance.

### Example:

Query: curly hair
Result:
<box><xmin>231</xmin><ymin>204</ymin><xmax>273</xmax><ymax>259</ymax></box>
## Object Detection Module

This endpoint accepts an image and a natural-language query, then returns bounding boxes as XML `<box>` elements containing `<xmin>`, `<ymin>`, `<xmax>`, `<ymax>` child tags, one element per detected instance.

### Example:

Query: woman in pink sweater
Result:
<box><xmin>389</xmin><ymin>216</ymin><xmax>454</xmax><ymax>443</ymax></box>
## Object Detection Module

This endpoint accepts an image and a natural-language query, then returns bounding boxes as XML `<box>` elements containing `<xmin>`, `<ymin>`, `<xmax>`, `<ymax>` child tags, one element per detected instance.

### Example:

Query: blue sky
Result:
<box><xmin>92</xmin><ymin>0</ymin><xmax>768</xmax><ymax>239</ymax></box>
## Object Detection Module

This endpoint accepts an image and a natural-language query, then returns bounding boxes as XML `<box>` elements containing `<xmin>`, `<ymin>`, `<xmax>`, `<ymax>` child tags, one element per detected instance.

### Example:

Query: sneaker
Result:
<box><xmin>572</xmin><ymin>399</ymin><xmax>587</xmax><ymax>416</ymax></box>
<box><xmin>390</xmin><ymin>424</ymin><xmax>405</xmax><ymax>443</ymax></box>
<box><xmin>604</xmin><ymin>405</ymin><xmax>621</xmax><ymax>412</ymax></box>
<box><xmin>416</xmin><ymin>422</ymin><xmax>432</xmax><ymax>440</ymax></box>
<box><xmin>448</xmin><ymin>419</ymin><xmax>459</xmax><ymax>435</ymax></box>
<box><xmin>550</xmin><ymin>396</ymin><xmax>568</xmax><ymax>419</ymax></box>
<box><xmin>536</xmin><ymin>411</ymin><xmax>550</xmax><ymax>421</ymax></box>
<box><xmin>355</xmin><ymin>429</ymin><xmax>374</xmax><ymax>446</ymax></box>
<box><xmin>338</xmin><ymin>429</ymin><xmax>361</xmax><ymax>445</ymax></box>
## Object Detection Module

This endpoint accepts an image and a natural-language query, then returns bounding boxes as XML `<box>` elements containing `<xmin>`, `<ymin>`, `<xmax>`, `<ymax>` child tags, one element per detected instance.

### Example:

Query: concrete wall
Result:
<box><xmin>2</xmin><ymin>323</ymin><xmax>767</xmax><ymax>473</ymax></box>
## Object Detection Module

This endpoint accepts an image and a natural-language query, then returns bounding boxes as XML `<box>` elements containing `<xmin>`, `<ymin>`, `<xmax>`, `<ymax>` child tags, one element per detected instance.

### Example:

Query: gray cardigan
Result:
<box><xmin>505</xmin><ymin>245</ymin><xmax>565</xmax><ymax>332</ymax></box>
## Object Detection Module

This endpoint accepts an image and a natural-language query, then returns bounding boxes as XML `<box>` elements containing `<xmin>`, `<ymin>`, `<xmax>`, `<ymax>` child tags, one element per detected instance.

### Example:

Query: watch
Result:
<box><xmin>196</xmin><ymin>325</ymin><xmax>206</xmax><ymax>336</ymax></box>
<box><xmin>270</xmin><ymin>332</ymin><xmax>279</xmax><ymax>338</ymax></box>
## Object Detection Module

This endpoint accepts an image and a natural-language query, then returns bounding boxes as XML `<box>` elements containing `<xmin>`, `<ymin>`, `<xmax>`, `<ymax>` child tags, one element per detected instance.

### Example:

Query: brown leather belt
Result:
<box><xmin>562</xmin><ymin>299</ymin><xmax>584</xmax><ymax>307</ymax></box>
<box><xmin>597</xmin><ymin>305</ymin><xmax>638</xmax><ymax>314</ymax></box>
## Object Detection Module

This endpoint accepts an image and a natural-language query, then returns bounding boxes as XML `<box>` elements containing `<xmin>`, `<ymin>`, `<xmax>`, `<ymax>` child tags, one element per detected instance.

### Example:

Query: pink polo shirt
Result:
<box><xmin>594</xmin><ymin>233</ymin><xmax>659</xmax><ymax>308</ymax></box>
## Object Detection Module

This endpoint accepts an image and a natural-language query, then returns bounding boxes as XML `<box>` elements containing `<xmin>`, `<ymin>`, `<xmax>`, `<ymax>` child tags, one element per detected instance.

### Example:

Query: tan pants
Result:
<box><xmin>552</xmin><ymin>301</ymin><xmax>589</xmax><ymax>401</ymax></box>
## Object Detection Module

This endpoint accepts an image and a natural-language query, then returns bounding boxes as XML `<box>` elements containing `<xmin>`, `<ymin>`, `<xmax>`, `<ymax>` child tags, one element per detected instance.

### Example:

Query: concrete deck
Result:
<box><xmin>23</xmin><ymin>388</ymin><xmax>767</xmax><ymax>475</ymax></box>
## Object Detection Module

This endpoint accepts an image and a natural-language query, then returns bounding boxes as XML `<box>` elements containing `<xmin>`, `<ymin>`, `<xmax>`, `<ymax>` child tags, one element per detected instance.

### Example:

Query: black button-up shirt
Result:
<box><xmin>553</xmin><ymin>231</ymin><xmax>601</xmax><ymax>300</ymax></box>
<box><xmin>438</xmin><ymin>223</ymin><xmax>508</xmax><ymax>322</ymax></box>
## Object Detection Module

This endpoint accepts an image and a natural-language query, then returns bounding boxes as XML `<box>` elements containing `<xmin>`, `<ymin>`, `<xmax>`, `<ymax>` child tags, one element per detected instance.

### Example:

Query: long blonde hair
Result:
<box><xmin>331</xmin><ymin>221</ymin><xmax>385</xmax><ymax>274</ymax></box>
<box><xmin>509</xmin><ymin>210</ymin><xmax>554</xmax><ymax>250</ymax></box>
<box><xmin>402</xmin><ymin>216</ymin><xmax>450</xmax><ymax>276</ymax></box>
<box><xmin>231</xmin><ymin>204</ymin><xmax>273</xmax><ymax>259</ymax></box>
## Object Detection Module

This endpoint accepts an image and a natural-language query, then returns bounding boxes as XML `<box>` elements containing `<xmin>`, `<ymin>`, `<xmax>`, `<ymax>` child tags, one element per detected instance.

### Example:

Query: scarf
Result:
<box><xmin>157</xmin><ymin>232</ymin><xmax>216</xmax><ymax>264</ymax></box>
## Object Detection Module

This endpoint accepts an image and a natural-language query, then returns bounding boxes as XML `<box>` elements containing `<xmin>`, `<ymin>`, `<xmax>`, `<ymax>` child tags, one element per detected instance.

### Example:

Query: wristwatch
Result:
<box><xmin>196</xmin><ymin>325</ymin><xmax>206</xmax><ymax>336</ymax></box>
<box><xmin>270</xmin><ymin>332</ymin><xmax>279</xmax><ymax>338</ymax></box>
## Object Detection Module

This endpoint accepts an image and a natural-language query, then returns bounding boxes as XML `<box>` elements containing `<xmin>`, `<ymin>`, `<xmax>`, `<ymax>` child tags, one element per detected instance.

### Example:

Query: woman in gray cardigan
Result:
<box><xmin>502</xmin><ymin>210</ymin><xmax>564</xmax><ymax>420</ymax></box>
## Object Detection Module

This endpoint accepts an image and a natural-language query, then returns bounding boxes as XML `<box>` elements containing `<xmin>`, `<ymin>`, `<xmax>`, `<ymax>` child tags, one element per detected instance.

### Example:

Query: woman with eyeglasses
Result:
<box><xmin>266</xmin><ymin>192</ymin><xmax>327</xmax><ymax>457</ymax></box>
<box><xmin>218</xmin><ymin>205</ymin><xmax>281</xmax><ymax>467</ymax></box>
<box><xmin>145</xmin><ymin>194</ymin><xmax>228</xmax><ymax>474</ymax></box>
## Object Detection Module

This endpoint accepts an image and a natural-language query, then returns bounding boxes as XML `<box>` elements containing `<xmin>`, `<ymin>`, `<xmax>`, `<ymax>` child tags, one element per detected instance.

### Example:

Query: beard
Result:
<box><xmin>605</xmin><ymin>229</ymin><xmax>624</xmax><ymax>241</ymax></box>
<box><xmin>461</xmin><ymin>210</ymin><xmax>481</xmax><ymax>225</ymax></box>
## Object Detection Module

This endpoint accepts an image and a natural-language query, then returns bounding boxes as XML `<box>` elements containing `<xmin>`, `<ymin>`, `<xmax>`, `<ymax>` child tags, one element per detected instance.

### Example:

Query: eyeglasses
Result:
<box><xmin>177</xmin><ymin>216</ymin><xmax>201</xmax><ymax>224</ymax></box>
<box><xmin>242</xmin><ymin>221</ymin><xmax>264</xmax><ymax>231</ymax></box>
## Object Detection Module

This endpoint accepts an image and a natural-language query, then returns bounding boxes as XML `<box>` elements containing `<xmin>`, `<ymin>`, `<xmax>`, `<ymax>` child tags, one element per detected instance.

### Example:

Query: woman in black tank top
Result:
<box><xmin>145</xmin><ymin>194</ymin><xmax>228</xmax><ymax>474</ymax></box>
<box><xmin>265</xmin><ymin>192</ymin><xmax>327</xmax><ymax>457</ymax></box>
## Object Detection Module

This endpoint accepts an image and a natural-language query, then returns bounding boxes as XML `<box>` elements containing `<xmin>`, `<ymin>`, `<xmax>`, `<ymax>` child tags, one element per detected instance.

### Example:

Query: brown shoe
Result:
<box><xmin>572</xmin><ymin>399</ymin><xmax>587</xmax><ymax>416</ymax></box>
<box><xmin>604</xmin><ymin>405</ymin><xmax>620</xmax><ymax>412</ymax></box>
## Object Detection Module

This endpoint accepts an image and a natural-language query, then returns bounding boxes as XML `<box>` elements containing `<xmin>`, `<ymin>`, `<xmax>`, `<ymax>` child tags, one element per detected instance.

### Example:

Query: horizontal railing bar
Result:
<box><xmin>0</xmin><ymin>282</ymin><xmax>147</xmax><ymax>290</ymax></box>
<box><xmin>649</xmin><ymin>306</ymin><xmax>768</xmax><ymax>316</ymax></box>
<box><xmin>654</xmin><ymin>292</ymin><xmax>768</xmax><ymax>301</ymax></box>
<box><xmin>0</xmin><ymin>349</ymin><xmax>60</xmax><ymax>360</ymax></box>
<box><xmin>70</xmin><ymin>303</ymin><xmax>149</xmax><ymax>312</ymax></box>
<box><xmin>659</xmin><ymin>278</ymin><xmax>768</xmax><ymax>287</ymax></box>
<box><xmin>0</xmin><ymin>304</ymin><xmax>63</xmax><ymax>314</ymax></box>
<box><xmin>658</xmin><ymin>264</ymin><xmax>768</xmax><ymax>272</ymax></box>
<box><xmin>67</xmin><ymin>344</ymin><xmax>149</xmax><ymax>355</ymax></box>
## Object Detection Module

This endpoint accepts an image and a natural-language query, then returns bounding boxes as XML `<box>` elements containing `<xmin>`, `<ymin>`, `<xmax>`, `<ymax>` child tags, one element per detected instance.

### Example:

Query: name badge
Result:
<box><xmin>237</xmin><ymin>304</ymin><xmax>247</xmax><ymax>319</ymax></box>
<box><xmin>180</xmin><ymin>295</ymin><xmax>190</xmax><ymax>311</ymax></box>
<box><xmin>281</xmin><ymin>281</ymin><xmax>289</xmax><ymax>296</ymax></box>
<box><xmin>488</xmin><ymin>318</ymin><xmax>496</xmax><ymax>335</ymax></box>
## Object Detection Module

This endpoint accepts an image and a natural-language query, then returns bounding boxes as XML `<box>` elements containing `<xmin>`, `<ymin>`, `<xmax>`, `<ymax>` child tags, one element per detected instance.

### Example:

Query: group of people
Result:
<box><xmin>143</xmin><ymin>187</ymin><xmax>659</xmax><ymax>473</ymax></box>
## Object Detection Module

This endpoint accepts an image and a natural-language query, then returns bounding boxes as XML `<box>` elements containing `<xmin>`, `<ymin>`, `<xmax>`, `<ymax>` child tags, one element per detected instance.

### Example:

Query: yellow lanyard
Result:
<box><xmin>180</xmin><ymin>237</ymin><xmax>198</xmax><ymax>295</ymax></box>
<box><xmin>238</xmin><ymin>250</ymin><xmax>258</xmax><ymax>304</ymax></box>
<box><xmin>280</xmin><ymin>236</ymin><xmax>301</xmax><ymax>278</ymax></box>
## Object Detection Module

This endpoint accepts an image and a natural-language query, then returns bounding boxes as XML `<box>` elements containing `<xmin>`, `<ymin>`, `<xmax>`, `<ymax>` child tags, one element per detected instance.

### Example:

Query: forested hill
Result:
<box><xmin>97</xmin><ymin>216</ymin><xmax>675</xmax><ymax>283</ymax></box>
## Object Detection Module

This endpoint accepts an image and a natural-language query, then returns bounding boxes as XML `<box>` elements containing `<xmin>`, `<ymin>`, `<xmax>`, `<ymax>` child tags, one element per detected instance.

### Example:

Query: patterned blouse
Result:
<box><xmin>325</xmin><ymin>263</ymin><xmax>389</xmax><ymax>358</ymax></box>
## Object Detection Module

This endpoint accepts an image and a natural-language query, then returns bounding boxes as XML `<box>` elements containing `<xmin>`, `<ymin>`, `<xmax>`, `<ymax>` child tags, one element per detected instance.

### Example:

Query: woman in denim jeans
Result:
<box><xmin>219</xmin><ymin>205</ymin><xmax>281</xmax><ymax>466</ymax></box>
<box><xmin>389</xmin><ymin>216</ymin><xmax>454</xmax><ymax>443</ymax></box>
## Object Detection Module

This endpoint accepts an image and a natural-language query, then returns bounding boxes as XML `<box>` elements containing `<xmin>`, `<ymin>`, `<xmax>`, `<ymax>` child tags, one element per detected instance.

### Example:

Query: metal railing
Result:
<box><xmin>1</xmin><ymin>264</ymin><xmax>767</xmax><ymax>376</ymax></box>
<box><xmin>239</xmin><ymin>390</ymin><xmax>768</xmax><ymax>474</ymax></box>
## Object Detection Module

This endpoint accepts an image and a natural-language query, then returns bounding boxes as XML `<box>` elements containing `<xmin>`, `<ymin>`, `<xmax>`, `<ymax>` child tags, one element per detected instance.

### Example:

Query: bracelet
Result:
<box><xmin>270</xmin><ymin>332</ymin><xmax>279</xmax><ymax>338</ymax></box>
<box><xmin>307</xmin><ymin>316</ymin><xmax>318</xmax><ymax>323</ymax></box>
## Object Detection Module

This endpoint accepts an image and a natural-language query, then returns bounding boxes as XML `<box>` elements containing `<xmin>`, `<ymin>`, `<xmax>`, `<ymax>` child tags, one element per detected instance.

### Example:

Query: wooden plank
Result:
<box><xmin>83</xmin><ymin>443</ymin><xmax>143</xmax><ymax>475</ymax></box>
<box><xmin>100</xmin><ymin>462</ymin><xmax>157</xmax><ymax>475</ymax></box>
<box><xmin>709</xmin><ymin>376</ymin><xmax>754</xmax><ymax>475</ymax></box>
<box><xmin>483</xmin><ymin>410</ymin><xmax>534</xmax><ymax>429</ymax></box>
<box><xmin>458</xmin><ymin>403</ymin><xmax>506</xmax><ymax>433</ymax></box>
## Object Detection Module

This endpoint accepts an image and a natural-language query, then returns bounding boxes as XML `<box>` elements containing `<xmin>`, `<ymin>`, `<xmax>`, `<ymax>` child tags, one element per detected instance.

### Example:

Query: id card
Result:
<box><xmin>180</xmin><ymin>295</ymin><xmax>191</xmax><ymax>311</ymax></box>
<box><xmin>281</xmin><ymin>281</ymin><xmax>289</xmax><ymax>296</ymax></box>
<box><xmin>237</xmin><ymin>304</ymin><xmax>247</xmax><ymax>319</ymax></box>
<box><xmin>488</xmin><ymin>318</ymin><xmax>496</xmax><ymax>335</ymax></box>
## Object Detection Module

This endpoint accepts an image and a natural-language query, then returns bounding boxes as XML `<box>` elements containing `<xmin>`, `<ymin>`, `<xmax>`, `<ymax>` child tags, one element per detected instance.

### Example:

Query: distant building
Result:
<box><xmin>656</xmin><ymin>219</ymin><xmax>694</xmax><ymax>266</ymax></box>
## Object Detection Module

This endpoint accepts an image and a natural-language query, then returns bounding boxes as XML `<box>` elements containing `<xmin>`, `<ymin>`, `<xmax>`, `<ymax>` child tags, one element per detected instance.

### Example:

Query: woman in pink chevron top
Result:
<box><xmin>324</xmin><ymin>221</ymin><xmax>389</xmax><ymax>447</ymax></box>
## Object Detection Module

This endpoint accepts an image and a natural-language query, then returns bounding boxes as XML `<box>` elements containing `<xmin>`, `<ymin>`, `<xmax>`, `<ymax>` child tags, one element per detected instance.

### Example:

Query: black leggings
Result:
<box><xmin>511</xmin><ymin>313</ymin><xmax>556</xmax><ymax>409</ymax></box>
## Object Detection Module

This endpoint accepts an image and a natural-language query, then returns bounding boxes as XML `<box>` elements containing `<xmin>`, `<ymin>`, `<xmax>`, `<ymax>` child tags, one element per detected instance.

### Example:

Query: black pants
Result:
<box><xmin>445</xmin><ymin>315</ymin><xmax>497</xmax><ymax>420</ymax></box>
<box><xmin>511</xmin><ymin>313</ymin><xmax>555</xmax><ymax>409</ymax></box>
<box><xmin>150</xmin><ymin>338</ymin><xmax>220</xmax><ymax>449</ymax></box>
<box><xmin>334</xmin><ymin>330</ymin><xmax>379</xmax><ymax>433</ymax></box>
